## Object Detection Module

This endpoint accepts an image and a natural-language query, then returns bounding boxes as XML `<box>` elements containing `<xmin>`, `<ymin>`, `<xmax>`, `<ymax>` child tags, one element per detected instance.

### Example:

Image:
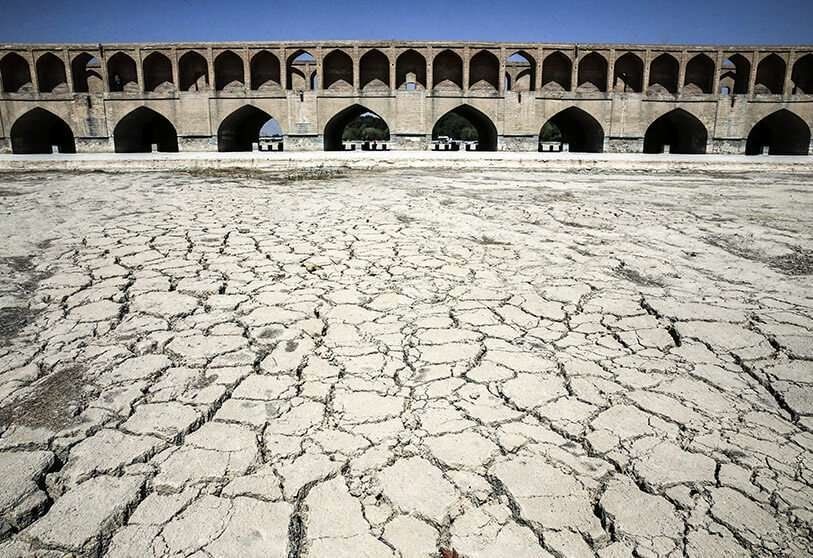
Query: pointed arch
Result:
<box><xmin>648</xmin><ymin>53</ymin><xmax>679</xmax><ymax>94</ymax></box>
<box><xmin>540</xmin><ymin>107</ymin><xmax>604</xmax><ymax>152</ymax></box>
<box><xmin>10</xmin><ymin>108</ymin><xmax>75</xmax><ymax>154</ymax></box>
<box><xmin>36</xmin><ymin>52</ymin><xmax>67</xmax><ymax>93</ymax></box>
<box><xmin>577</xmin><ymin>52</ymin><xmax>608</xmax><ymax>92</ymax></box>
<box><xmin>286</xmin><ymin>50</ymin><xmax>316</xmax><ymax>91</ymax></box>
<box><xmin>1</xmin><ymin>52</ymin><xmax>32</xmax><ymax>93</ymax></box>
<box><xmin>250</xmin><ymin>50</ymin><xmax>281</xmax><ymax>90</ymax></box>
<box><xmin>215</xmin><ymin>50</ymin><xmax>245</xmax><ymax>91</ymax></box>
<box><xmin>396</xmin><ymin>49</ymin><xmax>426</xmax><ymax>90</ymax></box>
<box><xmin>684</xmin><ymin>53</ymin><xmax>715</xmax><ymax>94</ymax></box>
<box><xmin>791</xmin><ymin>54</ymin><xmax>813</xmax><ymax>94</ymax></box>
<box><xmin>469</xmin><ymin>50</ymin><xmax>499</xmax><ymax>91</ymax></box>
<box><xmin>323</xmin><ymin>49</ymin><xmax>353</xmax><ymax>90</ymax></box>
<box><xmin>613</xmin><ymin>52</ymin><xmax>643</xmax><ymax>92</ymax></box>
<box><xmin>143</xmin><ymin>52</ymin><xmax>173</xmax><ymax>92</ymax></box>
<box><xmin>113</xmin><ymin>107</ymin><xmax>178</xmax><ymax>153</ymax></box>
<box><xmin>107</xmin><ymin>52</ymin><xmax>138</xmax><ymax>92</ymax></box>
<box><xmin>755</xmin><ymin>54</ymin><xmax>785</xmax><ymax>94</ymax></box>
<box><xmin>644</xmin><ymin>109</ymin><xmax>707</xmax><ymax>154</ymax></box>
<box><xmin>719</xmin><ymin>54</ymin><xmax>750</xmax><ymax>95</ymax></box>
<box><xmin>360</xmin><ymin>49</ymin><xmax>390</xmax><ymax>90</ymax></box>
<box><xmin>71</xmin><ymin>52</ymin><xmax>103</xmax><ymax>93</ymax></box>
<box><xmin>506</xmin><ymin>51</ymin><xmax>536</xmax><ymax>92</ymax></box>
<box><xmin>432</xmin><ymin>104</ymin><xmax>498</xmax><ymax>151</ymax></box>
<box><xmin>746</xmin><ymin>110</ymin><xmax>810</xmax><ymax>155</ymax></box>
<box><xmin>178</xmin><ymin>51</ymin><xmax>208</xmax><ymax>91</ymax></box>
<box><xmin>323</xmin><ymin>104</ymin><xmax>390</xmax><ymax>151</ymax></box>
<box><xmin>218</xmin><ymin>105</ymin><xmax>281</xmax><ymax>152</ymax></box>
<box><xmin>541</xmin><ymin>51</ymin><xmax>572</xmax><ymax>91</ymax></box>
<box><xmin>433</xmin><ymin>49</ymin><xmax>463</xmax><ymax>90</ymax></box>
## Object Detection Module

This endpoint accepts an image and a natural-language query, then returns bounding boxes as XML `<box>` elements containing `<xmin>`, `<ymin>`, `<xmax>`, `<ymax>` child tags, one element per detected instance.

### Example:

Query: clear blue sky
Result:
<box><xmin>1</xmin><ymin>0</ymin><xmax>811</xmax><ymax>45</ymax></box>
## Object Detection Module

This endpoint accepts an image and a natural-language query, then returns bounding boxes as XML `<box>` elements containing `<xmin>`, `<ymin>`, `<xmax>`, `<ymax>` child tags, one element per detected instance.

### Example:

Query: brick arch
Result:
<box><xmin>112</xmin><ymin>106</ymin><xmax>179</xmax><ymax>152</ymax></box>
<box><xmin>10</xmin><ymin>107</ymin><xmax>75</xmax><ymax>154</ymax></box>
<box><xmin>360</xmin><ymin>49</ymin><xmax>390</xmax><ymax>91</ymax></box>
<box><xmin>433</xmin><ymin>49</ymin><xmax>463</xmax><ymax>90</ymax></box>
<box><xmin>541</xmin><ymin>51</ymin><xmax>572</xmax><ymax>92</ymax></box>
<box><xmin>35</xmin><ymin>52</ymin><xmax>68</xmax><ymax>93</ymax></box>
<box><xmin>143</xmin><ymin>52</ymin><xmax>174</xmax><ymax>92</ymax></box>
<box><xmin>1</xmin><ymin>52</ymin><xmax>33</xmax><ymax>93</ymax></box>
<box><xmin>323</xmin><ymin>104</ymin><xmax>390</xmax><ymax>151</ymax></box>
<box><xmin>644</xmin><ymin>108</ymin><xmax>708</xmax><ymax>154</ymax></box>
<box><xmin>746</xmin><ymin>109</ymin><xmax>810</xmax><ymax>155</ymax></box>
<box><xmin>540</xmin><ymin>106</ymin><xmax>605</xmax><ymax>152</ymax></box>
<box><xmin>396</xmin><ymin>49</ymin><xmax>426</xmax><ymax>89</ymax></box>
<box><xmin>323</xmin><ymin>49</ymin><xmax>353</xmax><ymax>90</ymax></box>
<box><xmin>431</xmin><ymin>104</ymin><xmax>498</xmax><ymax>151</ymax></box>
<box><xmin>250</xmin><ymin>50</ymin><xmax>281</xmax><ymax>90</ymax></box>
<box><xmin>107</xmin><ymin>52</ymin><xmax>138</xmax><ymax>92</ymax></box>
<box><xmin>217</xmin><ymin>105</ymin><xmax>284</xmax><ymax>151</ymax></box>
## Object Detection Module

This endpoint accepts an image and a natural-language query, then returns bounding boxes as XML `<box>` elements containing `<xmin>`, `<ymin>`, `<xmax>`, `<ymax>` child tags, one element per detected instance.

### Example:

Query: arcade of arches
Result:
<box><xmin>0</xmin><ymin>42</ymin><xmax>811</xmax><ymax>155</ymax></box>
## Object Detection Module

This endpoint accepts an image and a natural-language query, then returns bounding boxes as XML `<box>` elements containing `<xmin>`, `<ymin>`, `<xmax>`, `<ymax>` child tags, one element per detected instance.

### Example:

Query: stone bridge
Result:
<box><xmin>0</xmin><ymin>41</ymin><xmax>811</xmax><ymax>154</ymax></box>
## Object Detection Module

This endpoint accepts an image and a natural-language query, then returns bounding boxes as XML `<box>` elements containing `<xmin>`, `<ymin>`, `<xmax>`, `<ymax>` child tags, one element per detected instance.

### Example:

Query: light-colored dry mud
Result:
<box><xmin>0</xmin><ymin>167</ymin><xmax>811</xmax><ymax>557</ymax></box>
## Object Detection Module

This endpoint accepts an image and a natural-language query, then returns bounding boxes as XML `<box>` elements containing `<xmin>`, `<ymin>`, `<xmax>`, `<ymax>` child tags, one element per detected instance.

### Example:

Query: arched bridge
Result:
<box><xmin>1</xmin><ymin>41</ymin><xmax>811</xmax><ymax>155</ymax></box>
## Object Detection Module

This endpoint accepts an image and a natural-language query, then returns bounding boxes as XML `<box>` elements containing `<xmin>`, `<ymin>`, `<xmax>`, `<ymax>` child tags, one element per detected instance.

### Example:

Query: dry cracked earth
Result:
<box><xmin>0</xmin><ymin>166</ymin><xmax>811</xmax><ymax>558</ymax></box>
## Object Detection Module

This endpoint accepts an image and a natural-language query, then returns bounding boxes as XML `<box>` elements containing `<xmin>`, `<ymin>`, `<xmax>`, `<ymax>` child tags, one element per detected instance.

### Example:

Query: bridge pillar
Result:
<box><xmin>0</xmin><ymin>139</ymin><xmax>9</xmax><ymax>154</ymax></box>
<box><xmin>606</xmin><ymin>137</ymin><xmax>645</xmax><ymax>153</ymax></box>
<box><xmin>390</xmin><ymin>134</ymin><xmax>429</xmax><ymax>151</ymax></box>
<box><xmin>499</xmin><ymin>135</ymin><xmax>537</xmax><ymax>151</ymax></box>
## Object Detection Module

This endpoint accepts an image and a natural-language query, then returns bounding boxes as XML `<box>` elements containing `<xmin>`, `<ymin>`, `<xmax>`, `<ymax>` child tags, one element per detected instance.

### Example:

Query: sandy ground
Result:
<box><xmin>0</xmin><ymin>166</ymin><xmax>811</xmax><ymax>557</ymax></box>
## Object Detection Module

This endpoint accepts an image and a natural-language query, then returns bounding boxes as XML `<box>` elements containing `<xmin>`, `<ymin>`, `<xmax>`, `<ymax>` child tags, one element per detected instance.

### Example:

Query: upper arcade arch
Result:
<box><xmin>648</xmin><ymin>53</ymin><xmax>679</xmax><ymax>94</ymax></box>
<box><xmin>72</xmin><ymin>52</ymin><xmax>103</xmax><ymax>93</ymax></box>
<box><xmin>643</xmin><ymin>108</ymin><xmax>707</xmax><ymax>154</ymax></box>
<box><xmin>719</xmin><ymin>54</ymin><xmax>750</xmax><ymax>95</ymax></box>
<box><xmin>755</xmin><ymin>54</ymin><xmax>785</xmax><ymax>94</ymax></box>
<box><xmin>250</xmin><ymin>50</ymin><xmax>281</xmax><ymax>90</ymax></box>
<box><xmin>613</xmin><ymin>52</ymin><xmax>643</xmax><ymax>92</ymax></box>
<box><xmin>577</xmin><ymin>52</ymin><xmax>607</xmax><ymax>92</ymax></box>
<box><xmin>541</xmin><ymin>51</ymin><xmax>571</xmax><ymax>92</ymax></box>
<box><xmin>1</xmin><ymin>52</ymin><xmax>33</xmax><ymax>93</ymax></box>
<box><xmin>683</xmin><ymin>53</ymin><xmax>715</xmax><ymax>94</ymax></box>
<box><xmin>433</xmin><ymin>50</ymin><xmax>463</xmax><ymax>90</ymax></box>
<box><xmin>396</xmin><ymin>49</ymin><xmax>426</xmax><ymax>90</ymax></box>
<box><xmin>469</xmin><ymin>50</ymin><xmax>500</xmax><ymax>92</ymax></box>
<box><xmin>35</xmin><ymin>53</ymin><xmax>68</xmax><ymax>93</ymax></box>
<box><xmin>286</xmin><ymin>50</ymin><xmax>316</xmax><ymax>91</ymax></box>
<box><xmin>323</xmin><ymin>49</ymin><xmax>353</xmax><ymax>90</ymax></box>
<box><xmin>107</xmin><ymin>52</ymin><xmax>138</xmax><ymax>92</ymax></box>
<box><xmin>791</xmin><ymin>54</ymin><xmax>813</xmax><ymax>95</ymax></box>
<box><xmin>215</xmin><ymin>50</ymin><xmax>245</xmax><ymax>91</ymax></box>
<box><xmin>10</xmin><ymin>108</ymin><xmax>75</xmax><ymax>154</ymax></box>
<box><xmin>506</xmin><ymin>51</ymin><xmax>535</xmax><ymax>92</ymax></box>
<box><xmin>746</xmin><ymin>109</ymin><xmax>810</xmax><ymax>155</ymax></box>
<box><xmin>179</xmin><ymin>51</ymin><xmax>208</xmax><ymax>91</ymax></box>
<box><xmin>143</xmin><ymin>52</ymin><xmax>174</xmax><ymax>93</ymax></box>
<box><xmin>113</xmin><ymin>106</ymin><xmax>178</xmax><ymax>152</ymax></box>
<box><xmin>359</xmin><ymin>49</ymin><xmax>390</xmax><ymax>91</ymax></box>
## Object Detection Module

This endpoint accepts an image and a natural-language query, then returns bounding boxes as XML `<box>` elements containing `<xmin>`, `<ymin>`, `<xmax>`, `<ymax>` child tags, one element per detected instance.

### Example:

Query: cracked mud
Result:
<box><xmin>0</xmin><ymin>167</ymin><xmax>811</xmax><ymax>557</ymax></box>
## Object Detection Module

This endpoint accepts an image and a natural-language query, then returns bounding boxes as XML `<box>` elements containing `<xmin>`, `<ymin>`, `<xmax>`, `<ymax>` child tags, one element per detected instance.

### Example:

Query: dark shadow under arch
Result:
<box><xmin>10</xmin><ymin>108</ymin><xmax>75</xmax><ymax>154</ymax></box>
<box><xmin>540</xmin><ymin>107</ymin><xmax>605</xmax><ymax>152</ymax></box>
<box><xmin>746</xmin><ymin>110</ymin><xmax>810</xmax><ymax>155</ymax></box>
<box><xmin>323</xmin><ymin>105</ymin><xmax>390</xmax><ymax>151</ymax></box>
<box><xmin>113</xmin><ymin>107</ymin><xmax>178</xmax><ymax>153</ymax></box>
<box><xmin>644</xmin><ymin>109</ymin><xmax>708</xmax><ymax>154</ymax></box>
<box><xmin>218</xmin><ymin>106</ymin><xmax>281</xmax><ymax>152</ymax></box>
<box><xmin>432</xmin><ymin>105</ymin><xmax>498</xmax><ymax>151</ymax></box>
